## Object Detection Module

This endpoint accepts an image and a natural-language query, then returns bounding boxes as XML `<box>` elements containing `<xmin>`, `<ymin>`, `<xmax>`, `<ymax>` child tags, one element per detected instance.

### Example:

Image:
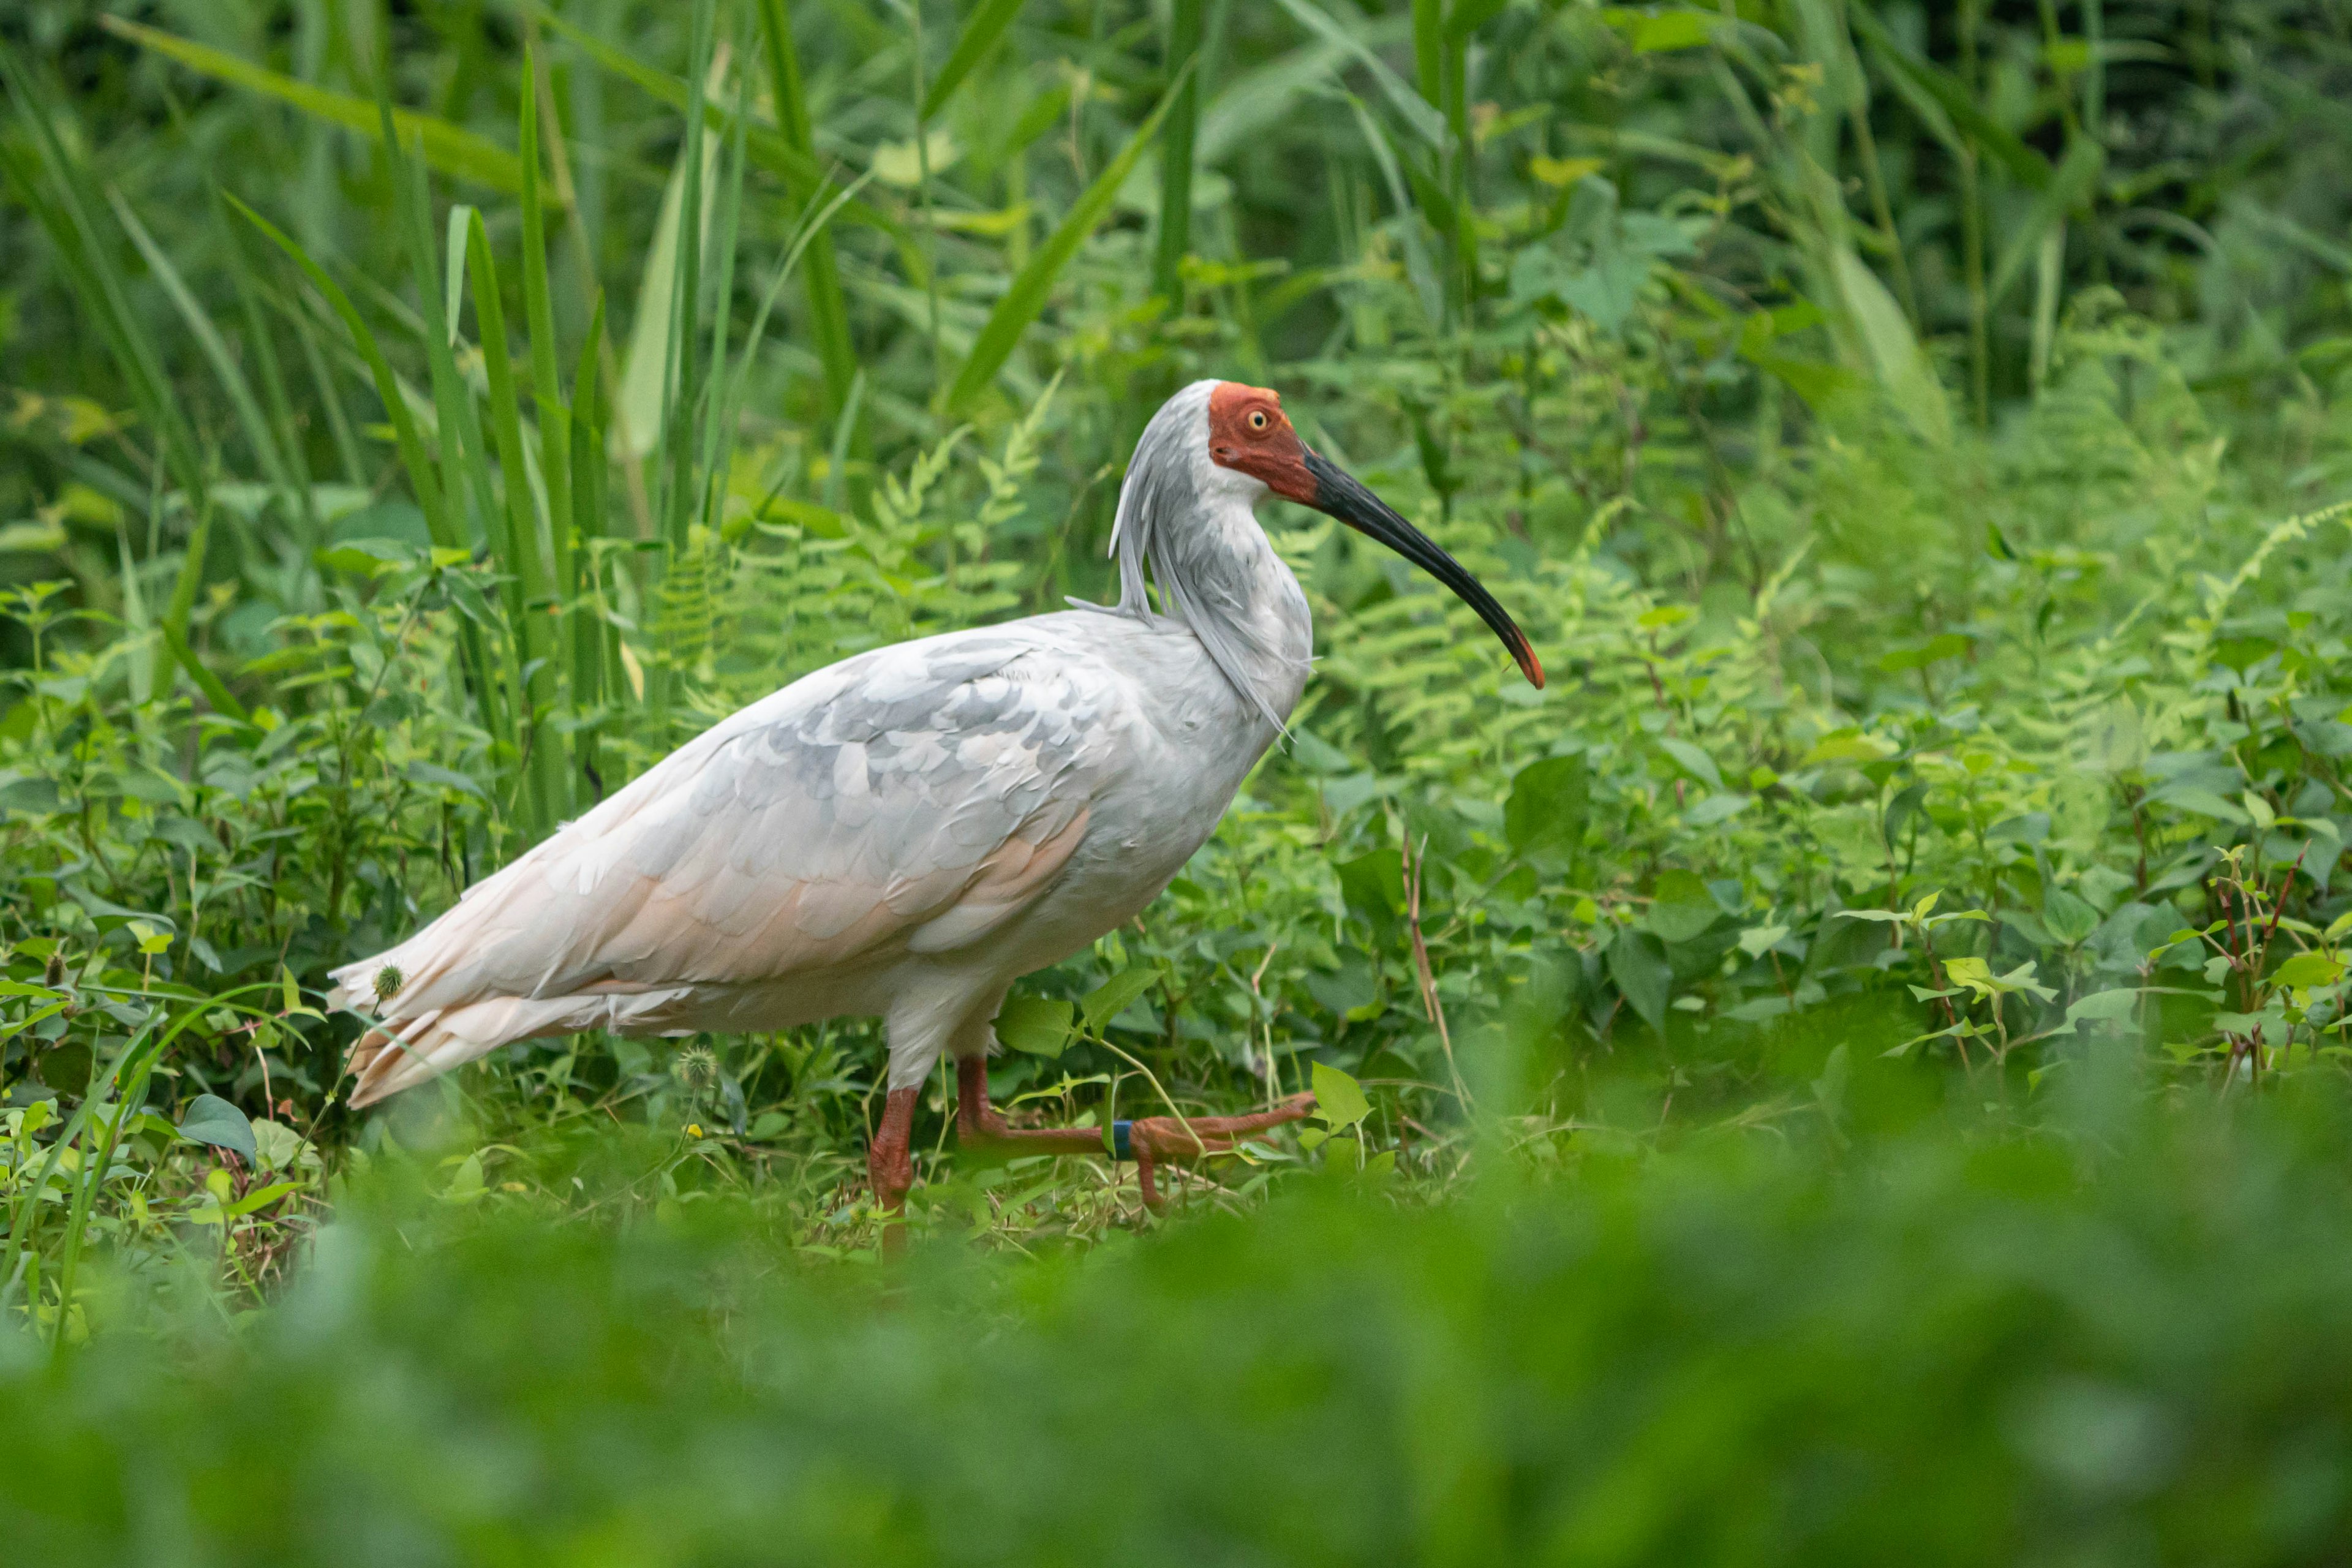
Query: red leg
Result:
<box><xmin>1125</xmin><ymin>1094</ymin><xmax>1318</xmax><ymax>1212</ymax></box>
<box><xmin>956</xmin><ymin>1057</ymin><xmax>1314</xmax><ymax>1213</ymax></box>
<box><xmin>869</xmin><ymin>1085</ymin><xmax>919</xmax><ymax>1256</ymax></box>
<box><xmin>956</xmin><ymin>1055</ymin><xmax>1110</xmax><ymax>1155</ymax></box>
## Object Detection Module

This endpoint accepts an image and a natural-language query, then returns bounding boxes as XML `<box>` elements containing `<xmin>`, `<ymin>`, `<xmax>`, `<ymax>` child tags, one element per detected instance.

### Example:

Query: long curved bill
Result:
<box><xmin>1302</xmin><ymin>448</ymin><xmax>1545</xmax><ymax>688</ymax></box>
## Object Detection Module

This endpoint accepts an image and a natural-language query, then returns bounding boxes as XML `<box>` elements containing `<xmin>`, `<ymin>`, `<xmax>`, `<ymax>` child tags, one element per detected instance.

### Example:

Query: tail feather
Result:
<box><xmin>339</xmin><ymin>985</ymin><xmax>701</xmax><ymax>1107</ymax></box>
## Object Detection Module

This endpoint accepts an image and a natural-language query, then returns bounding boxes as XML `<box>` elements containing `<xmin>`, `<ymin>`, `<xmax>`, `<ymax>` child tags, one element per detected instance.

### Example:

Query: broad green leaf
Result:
<box><xmin>947</xmin><ymin>62</ymin><xmax>1193</xmax><ymax>412</ymax></box>
<box><xmin>1685</xmin><ymin>792</ymin><xmax>1754</xmax><ymax>827</ymax></box>
<box><xmin>2067</xmin><ymin>989</ymin><xmax>2142</xmax><ymax>1023</ymax></box>
<box><xmin>2158</xmin><ymin>787</ymin><xmax>2248</xmax><ymax>824</ymax></box>
<box><xmin>2274</xmin><ymin>952</ymin><xmax>2346</xmax><ymax>990</ymax></box>
<box><xmin>1504</xmin><ymin>753</ymin><xmax>1589</xmax><ymax>854</ymax></box>
<box><xmin>1082</xmin><ymin>967</ymin><xmax>1160</xmax><ymax>1033</ymax></box>
<box><xmin>102</xmin><ymin>18</ymin><xmax>533</xmax><ymax>197</ymax></box>
<box><xmin>442</xmin><ymin>1152</ymin><xmax>487</xmax><ymax>1205</ymax></box>
<box><xmin>1657</xmin><ymin>738</ymin><xmax>1724</xmax><ymax>791</ymax></box>
<box><xmin>1648</xmin><ymin>870</ymin><xmax>1722</xmax><ymax>944</ymax></box>
<box><xmin>2042</xmin><ymin>888</ymin><xmax>2102</xmax><ymax>948</ymax></box>
<box><xmin>1310</xmin><ymin>1061</ymin><xmax>1371</xmax><ymax>1129</ymax></box>
<box><xmin>1607</xmin><ymin>931</ymin><xmax>1674</xmax><ymax>1031</ymax></box>
<box><xmin>995</xmin><ymin>996</ymin><xmax>1074</xmax><ymax>1055</ymax></box>
<box><xmin>1879</xmin><ymin>633</ymin><xmax>1972</xmax><ymax>674</ymax></box>
<box><xmin>224</xmin><ymin>1180</ymin><xmax>303</xmax><ymax>1220</ymax></box>
<box><xmin>1803</xmin><ymin>729</ymin><xmax>1895</xmax><ymax>767</ymax></box>
<box><xmin>177</xmin><ymin>1094</ymin><xmax>255</xmax><ymax>1163</ymax></box>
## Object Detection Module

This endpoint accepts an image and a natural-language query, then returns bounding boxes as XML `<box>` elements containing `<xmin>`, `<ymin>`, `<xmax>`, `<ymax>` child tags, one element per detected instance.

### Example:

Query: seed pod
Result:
<box><xmin>43</xmin><ymin>950</ymin><xmax>66</xmax><ymax>988</ymax></box>
<box><xmin>373</xmin><ymin>964</ymin><xmax>405</xmax><ymax>1003</ymax></box>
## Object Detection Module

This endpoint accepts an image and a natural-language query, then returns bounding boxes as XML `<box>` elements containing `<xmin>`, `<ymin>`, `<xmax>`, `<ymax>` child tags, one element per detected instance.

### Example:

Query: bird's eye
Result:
<box><xmin>1248</xmin><ymin>410</ymin><xmax>1268</xmax><ymax>431</ymax></box>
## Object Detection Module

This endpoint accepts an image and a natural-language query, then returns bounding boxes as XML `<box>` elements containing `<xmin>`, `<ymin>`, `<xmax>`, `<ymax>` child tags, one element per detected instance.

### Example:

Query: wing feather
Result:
<box><xmin>331</xmin><ymin>630</ymin><xmax>1125</xmax><ymax>1100</ymax></box>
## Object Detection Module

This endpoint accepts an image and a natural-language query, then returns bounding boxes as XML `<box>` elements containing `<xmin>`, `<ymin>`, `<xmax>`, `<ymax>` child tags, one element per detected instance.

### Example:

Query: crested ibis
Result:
<box><xmin>330</xmin><ymin>380</ymin><xmax>1542</xmax><ymax>1224</ymax></box>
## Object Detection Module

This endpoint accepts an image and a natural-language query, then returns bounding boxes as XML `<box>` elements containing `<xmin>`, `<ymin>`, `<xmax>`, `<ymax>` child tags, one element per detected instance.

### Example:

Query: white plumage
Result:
<box><xmin>330</xmin><ymin>380</ymin><xmax>1539</xmax><ymax>1216</ymax></box>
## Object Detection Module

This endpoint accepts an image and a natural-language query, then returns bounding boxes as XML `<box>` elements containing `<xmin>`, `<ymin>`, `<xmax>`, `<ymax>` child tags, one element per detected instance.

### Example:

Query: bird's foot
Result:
<box><xmin>954</xmin><ymin>1057</ymin><xmax>1315</xmax><ymax>1215</ymax></box>
<box><xmin>1128</xmin><ymin>1093</ymin><xmax>1316</xmax><ymax>1213</ymax></box>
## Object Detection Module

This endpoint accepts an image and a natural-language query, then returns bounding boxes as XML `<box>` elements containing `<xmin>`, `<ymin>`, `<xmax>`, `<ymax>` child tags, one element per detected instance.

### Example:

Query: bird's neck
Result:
<box><xmin>1130</xmin><ymin>492</ymin><xmax>1312</xmax><ymax>731</ymax></box>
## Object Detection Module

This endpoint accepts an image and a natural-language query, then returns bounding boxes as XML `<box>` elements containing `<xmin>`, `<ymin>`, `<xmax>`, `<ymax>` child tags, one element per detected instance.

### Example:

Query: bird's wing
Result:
<box><xmin>334</xmin><ymin>627</ymin><xmax>1123</xmax><ymax>1035</ymax></box>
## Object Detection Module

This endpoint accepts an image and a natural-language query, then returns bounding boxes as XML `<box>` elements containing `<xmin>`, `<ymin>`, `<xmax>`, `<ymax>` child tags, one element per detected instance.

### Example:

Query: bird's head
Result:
<box><xmin>1199</xmin><ymin>381</ymin><xmax>1543</xmax><ymax>688</ymax></box>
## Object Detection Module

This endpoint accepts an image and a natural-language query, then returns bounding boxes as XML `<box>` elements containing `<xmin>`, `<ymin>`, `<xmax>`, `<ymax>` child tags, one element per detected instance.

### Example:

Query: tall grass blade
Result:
<box><xmin>755</xmin><ymin>0</ymin><xmax>870</xmax><ymax>510</ymax></box>
<box><xmin>568</xmin><ymin>296</ymin><xmax>613</xmax><ymax>801</ymax></box>
<box><xmin>459</xmin><ymin>209</ymin><xmax>570</xmax><ymax>832</ymax></box>
<box><xmin>615</xmin><ymin>100</ymin><xmax>721</xmax><ymax>463</ymax></box>
<box><xmin>947</xmin><ymin>61</ymin><xmax>1196</xmax><ymax>413</ymax></box>
<box><xmin>0</xmin><ymin>45</ymin><xmax>243</xmax><ymax>715</ymax></box>
<box><xmin>520</xmin><ymin>48</ymin><xmax>573</xmax><ymax>583</ymax></box>
<box><xmin>1988</xmin><ymin>137</ymin><xmax>2103</xmax><ymax>309</ymax></box>
<box><xmin>102</xmin><ymin>17</ymin><xmax>537</xmax><ymax>198</ymax></box>
<box><xmin>1270</xmin><ymin>0</ymin><xmax>1442</xmax><ymax>147</ymax></box>
<box><xmin>922</xmin><ymin>0</ymin><xmax>1029</xmax><ymax>121</ymax></box>
<box><xmin>1152</xmin><ymin>0</ymin><xmax>1204</xmax><ymax>305</ymax></box>
<box><xmin>107</xmin><ymin>191</ymin><xmax>311</xmax><ymax>546</ymax></box>
<box><xmin>227</xmin><ymin>200</ymin><xmax>455</xmax><ymax>550</ymax></box>
<box><xmin>384</xmin><ymin>99</ymin><xmax>521</xmax><ymax>793</ymax></box>
<box><xmin>534</xmin><ymin>6</ymin><xmax>899</xmax><ymax>241</ymax></box>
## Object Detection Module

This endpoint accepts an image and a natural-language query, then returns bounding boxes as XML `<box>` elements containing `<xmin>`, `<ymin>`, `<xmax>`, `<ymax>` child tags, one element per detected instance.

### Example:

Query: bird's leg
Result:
<box><xmin>957</xmin><ymin>1057</ymin><xmax>1314</xmax><ymax>1213</ymax></box>
<box><xmin>868</xmin><ymin>1085</ymin><xmax>919</xmax><ymax>1254</ymax></box>
<box><xmin>954</xmin><ymin>1055</ymin><xmax>1105</xmax><ymax>1156</ymax></box>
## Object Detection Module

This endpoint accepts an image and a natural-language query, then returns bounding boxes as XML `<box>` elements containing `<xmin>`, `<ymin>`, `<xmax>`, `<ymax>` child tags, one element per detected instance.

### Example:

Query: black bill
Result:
<box><xmin>1302</xmin><ymin>447</ymin><xmax>1544</xmax><ymax>688</ymax></box>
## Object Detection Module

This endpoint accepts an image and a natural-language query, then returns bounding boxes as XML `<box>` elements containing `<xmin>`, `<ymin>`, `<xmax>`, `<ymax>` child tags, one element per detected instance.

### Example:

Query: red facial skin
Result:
<box><xmin>1207</xmin><ymin>382</ymin><xmax>1318</xmax><ymax>503</ymax></box>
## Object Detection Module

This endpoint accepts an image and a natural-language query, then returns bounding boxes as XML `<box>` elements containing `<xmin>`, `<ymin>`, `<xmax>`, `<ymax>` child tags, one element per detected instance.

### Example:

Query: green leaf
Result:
<box><xmin>2042</xmin><ymin>888</ymin><xmax>2102</xmax><ymax>948</ymax></box>
<box><xmin>2158</xmin><ymin>787</ymin><xmax>2249</xmax><ymax>825</ymax></box>
<box><xmin>102</xmin><ymin>18</ymin><xmax>534</xmax><ymax>197</ymax></box>
<box><xmin>1602</xmin><ymin>7</ymin><xmax>1716</xmax><ymax>52</ymax></box>
<box><xmin>223</xmin><ymin>1180</ymin><xmax>302</xmax><ymax>1219</ymax></box>
<box><xmin>1833</xmin><ymin>245</ymin><xmax>1951</xmax><ymax>447</ymax></box>
<box><xmin>1607</xmin><ymin>931</ymin><xmax>1674</xmax><ymax>1031</ymax></box>
<box><xmin>442</xmin><ymin>1152</ymin><xmax>487</xmax><ymax>1205</ymax></box>
<box><xmin>995</xmin><ymin>996</ymin><xmax>1075</xmax><ymax>1055</ymax></box>
<box><xmin>947</xmin><ymin>61</ymin><xmax>1194</xmax><ymax>412</ymax></box>
<box><xmin>1846</xmin><ymin>7</ymin><xmax>2054</xmax><ymax>189</ymax></box>
<box><xmin>1657</xmin><ymin>738</ymin><xmax>1724</xmax><ymax>791</ymax></box>
<box><xmin>539</xmin><ymin>6</ymin><xmax>897</xmax><ymax>240</ymax></box>
<box><xmin>177</xmin><ymin>1094</ymin><xmax>255</xmax><ymax>1164</ymax></box>
<box><xmin>1879</xmin><ymin>633</ymin><xmax>1972</xmax><ymax>674</ymax></box>
<box><xmin>1989</xmin><ymin>137</ymin><xmax>2105</xmax><ymax>308</ymax></box>
<box><xmin>2067</xmin><ymin>989</ymin><xmax>2143</xmax><ymax>1023</ymax></box>
<box><xmin>1504</xmin><ymin>753</ymin><xmax>1589</xmax><ymax>854</ymax></box>
<box><xmin>1648</xmin><ymin>870</ymin><xmax>1722</xmax><ymax>944</ymax></box>
<box><xmin>1310</xmin><ymin>1061</ymin><xmax>1371</xmax><ymax>1130</ymax></box>
<box><xmin>922</xmin><ymin>0</ymin><xmax>1028</xmax><ymax>120</ymax></box>
<box><xmin>1082</xmin><ymin>967</ymin><xmax>1161</xmax><ymax>1034</ymax></box>
<box><xmin>2274</xmin><ymin>952</ymin><xmax>2346</xmax><ymax>990</ymax></box>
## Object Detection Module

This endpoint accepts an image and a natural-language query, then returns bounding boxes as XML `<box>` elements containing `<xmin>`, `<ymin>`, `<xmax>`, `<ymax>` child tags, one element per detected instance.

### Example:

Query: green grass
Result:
<box><xmin>6</xmin><ymin>1</ymin><xmax>2352</xmax><ymax>1551</ymax></box>
<box><xmin>17</xmin><ymin>1076</ymin><xmax>2352</xmax><ymax>1562</ymax></box>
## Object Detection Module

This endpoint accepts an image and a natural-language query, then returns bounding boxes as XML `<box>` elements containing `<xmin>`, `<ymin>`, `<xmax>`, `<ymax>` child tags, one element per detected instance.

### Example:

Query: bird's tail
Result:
<box><xmin>328</xmin><ymin>918</ymin><xmax>692</xmax><ymax>1108</ymax></box>
<box><xmin>332</xmin><ymin>993</ymin><xmax>605</xmax><ymax>1107</ymax></box>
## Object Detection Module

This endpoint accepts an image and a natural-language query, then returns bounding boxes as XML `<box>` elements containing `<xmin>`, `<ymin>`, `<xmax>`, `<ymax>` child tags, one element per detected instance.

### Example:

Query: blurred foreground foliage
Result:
<box><xmin>14</xmin><ymin>1075</ymin><xmax>2352</xmax><ymax>1562</ymax></box>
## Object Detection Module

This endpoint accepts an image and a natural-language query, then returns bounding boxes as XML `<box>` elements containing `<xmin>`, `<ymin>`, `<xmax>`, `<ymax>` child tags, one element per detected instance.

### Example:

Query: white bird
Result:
<box><xmin>330</xmin><ymin>380</ymin><xmax>1542</xmax><ymax>1220</ymax></box>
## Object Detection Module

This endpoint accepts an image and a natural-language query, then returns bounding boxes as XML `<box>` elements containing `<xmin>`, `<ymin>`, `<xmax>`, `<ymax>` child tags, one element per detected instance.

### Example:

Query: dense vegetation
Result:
<box><xmin>7</xmin><ymin>0</ymin><xmax>2352</xmax><ymax>1555</ymax></box>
